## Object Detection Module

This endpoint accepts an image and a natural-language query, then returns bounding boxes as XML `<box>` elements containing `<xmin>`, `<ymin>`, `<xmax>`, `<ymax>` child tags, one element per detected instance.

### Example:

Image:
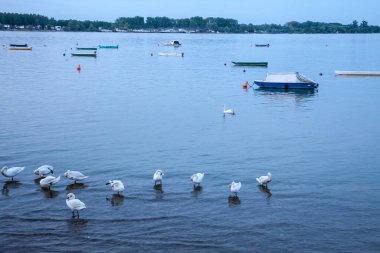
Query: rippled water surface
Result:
<box><xmin>1</xmin><ymin>32</ymin><xmax>380</xmax><ymax>252</ymax></box>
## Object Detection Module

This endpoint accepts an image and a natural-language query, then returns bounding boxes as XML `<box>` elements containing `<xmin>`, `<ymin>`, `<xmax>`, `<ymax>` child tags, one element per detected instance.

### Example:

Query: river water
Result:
<box><xmin>0</xmin><ymin>31</ymin><xmax>380</xmax><ymax>252</ymax></box>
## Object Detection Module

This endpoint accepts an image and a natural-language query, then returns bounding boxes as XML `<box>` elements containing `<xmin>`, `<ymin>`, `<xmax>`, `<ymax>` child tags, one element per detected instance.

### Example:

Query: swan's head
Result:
<box><xmin>67</xmin><ymin>193</ymin><xmax>76</xmax><ymax>200</ymax></box>
<box><xmin>156</xmin><ymin>170</ymin><xmax>164</xmax><ymax>176</ymax></box>
<box><xmin>267</xmin><ymin>172</ymin><xmax>272</xmax><ymax>179</ymax></box>
<box><xmin>1</xmin><ymin>166</ymin><xmax>7</xmax><ymax>173</ymax></box>
<box><xmin>64</xmin><ymin>170</ymin><xmax>70</xmax><ymax>177</ymax></box>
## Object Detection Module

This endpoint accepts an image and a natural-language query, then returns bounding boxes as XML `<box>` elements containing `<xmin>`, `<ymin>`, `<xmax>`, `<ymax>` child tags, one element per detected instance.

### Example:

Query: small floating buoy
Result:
<box><xmin>242</xmin><ymin>81</ymin><xmax>248</xmax><ymax>89</ymax></box>
<box><xmin>319</xmin><ymin>73</ymin><xmax>323</xmax><ymax>76</ymax></box>
<box><xmin>224</xmin><ymin>63</ymin><xmax>227</xmax><ymax>66</ymax></box>
<box><xmin>150</xmin><ymin>53</ymin><xmax>153</xmax><ymax>56</ymax></box>
<box><xmin>76</xmin><ymin>64</ymin><xmax>81</xmax><ymax>71</ymax></box>
<box><xmin>63</xmin><ymin>53</ymin><xmax>66</xmax><ymax>56</ymax></box>
<box><xmin>243</xmin><ymin>69</ymin><xmax>246</xmax><ymax>73</ymax></box>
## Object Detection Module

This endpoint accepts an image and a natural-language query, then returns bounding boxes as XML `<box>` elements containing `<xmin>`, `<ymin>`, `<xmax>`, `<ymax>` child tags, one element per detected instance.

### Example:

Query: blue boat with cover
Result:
<box><xmin>254</xmin><ymin>72</ymin><xmax>318</xmax><ymax>89</ymax></box>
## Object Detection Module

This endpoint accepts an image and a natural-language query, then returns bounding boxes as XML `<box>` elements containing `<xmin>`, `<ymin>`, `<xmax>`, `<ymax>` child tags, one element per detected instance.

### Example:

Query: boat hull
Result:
<box><xmin>254</xmin><ymin>81</ymin><xmax>318</xmax><ymax>89</ymax></box>
<box><xmin>99</xmin><ymin>45</ymin><xmax>118</xmax><ymax>49</ymax></box>
<box><xmin>232</xmin><ymin>61</ymin><xmax>268</xmax><ymax>67</ymax></box>
<box><xmin>76</xmin><ymin>47</ymin><xmax>97</xmax><ymax>50</ymax></box>
<box><xmin>71</xmin><ymin>53</ymin><xmax>97</xmax><ymax>57</ymax></box>
<box><xmin>335</xmin><ymin>71</ymin><xmax>380</xmax><ymax>76</ymax></box>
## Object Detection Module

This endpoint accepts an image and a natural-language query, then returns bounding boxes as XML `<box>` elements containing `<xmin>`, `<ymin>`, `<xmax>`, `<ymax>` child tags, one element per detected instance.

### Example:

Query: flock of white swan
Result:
<box><xmin>1</xmin><ymin>165</ymin><xmax>272</xmax><ymax>218</ymax></box>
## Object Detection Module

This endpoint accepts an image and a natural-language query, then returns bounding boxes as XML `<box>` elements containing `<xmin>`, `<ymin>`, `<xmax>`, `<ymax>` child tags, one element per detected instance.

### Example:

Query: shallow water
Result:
<box><xmin>0</xmin><ymin>32</ymin><xmax>380</xmax><ymax>252</ymax></box>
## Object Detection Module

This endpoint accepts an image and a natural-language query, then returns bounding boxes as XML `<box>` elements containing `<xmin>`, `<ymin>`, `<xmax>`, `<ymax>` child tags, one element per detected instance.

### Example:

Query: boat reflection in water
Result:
<box><xmin>253</xmin><ymin>87</ymin><xmax>317</xmax><ymax>107</ymax></box>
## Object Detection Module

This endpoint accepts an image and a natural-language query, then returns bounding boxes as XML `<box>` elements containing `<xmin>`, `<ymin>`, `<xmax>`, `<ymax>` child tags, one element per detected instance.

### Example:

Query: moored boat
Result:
<box><xmin>335</xmin><ymin>70</ymin><xmax>380</xmax><ymax>76</ymax></box>
<box><xmin>232</xmin><ymin>61</ymin><xmax>268</xmax><ymax>67</ymax></box>
<box><xmin>99</xmin><ymin>45</ymin><xmax>119</xmax><ymax>49</ymax></box>
<box><xmin>255</xmin><ymin>44</ymin><xmax>270</xmax><ymax>47</ymax></box>
<box><xmin>158</xmin><ymin>52</ymin><xmax>184</xmax><ymax>57</ymax></box>
<box><xmin>163</xmin><ymin>40</ymin><xmax>181</xmax><ymax>47</ymax></box>
<box><xmin>76</xmin><ymin>47</ymin><xmax>97</xmax><ymax>50</ymax></box>
<box><xmin>254</xmin><ymin>72</ymin><xmax>318</xmax><ymax>89</ymax></box>
<box><xmin>71</xmin><ymin>51</ymin><xmax>97</xmax><ymax>57</ymax></box>
<box><xmin>9</xmin><ymin>43</ymin><xmax>28</xmax><ymax>47</ymax></box>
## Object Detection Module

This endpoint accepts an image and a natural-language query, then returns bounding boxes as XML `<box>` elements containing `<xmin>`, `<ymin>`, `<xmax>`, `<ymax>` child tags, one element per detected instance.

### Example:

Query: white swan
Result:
<box><xmin>228</xmin><ymin>181</ymin><xmax>242</xmax><ymax>195</ymax></box>
<box><xmin>66</xmin><ymin>193</ymin><xmax>86</xmax><ymax>218</ymax></box>
<box><xmin>190</xmin><ymin>172</ymin><xmax>204</xmax><ymax>188</ymax></box>
<box><xmin>256</xmin><ymin>172</ymin><xmax>272</xmax><ymax>187</ymax></box>
<box><xmin>34</xmin><ymin>165</ymin><xmax>54</xmax><ymax>178</ymax></box>
<box><xmin>153</xmin><ymin>170</ymin><xmax>164</xmax><ymax>185</ymax></box>
<box><xmin>223</xmin><ymin>105</ymin><xmax>235</xmax><ymax>115</ymax></box>
<box><xmin>106</xmin><ymin>180</ymin><xmax>125</xmax><ymax>195</ymax></box>
<box><xmin>1</xmin><ymin>166</ymin><xmax>24</xmax><ymax>180</ymax></box>
<box><xmin>40</xmin><ymin>175</ymin><xmax>61</xmax><ymax>190</ymax></box>
<box><xmin>64</xmin><ymin>170</ymin><xmax>88</xmax><ymax>183</ymax></box>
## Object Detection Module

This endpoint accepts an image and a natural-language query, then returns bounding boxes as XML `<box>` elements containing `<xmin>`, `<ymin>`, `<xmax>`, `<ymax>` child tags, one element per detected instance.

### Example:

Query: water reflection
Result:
<box><xmin>34</xmin><ymin>178</ymin><xmax>42</xmax><ymax>185</ymax></box>
<box><xmin>258</xmin><ymin>185</ymin><xmax>272</xmax><ymax>203</ymax></box>
<box><xmin>2</xmin><ymin>181</ymin><xmax>22</xmax><ymax>196</ymax></box>
<box><xmin>40</xmin><ymin>188</ymin><xmax>59</xmax><ymax>198</ymax></box>
<box><xmin>106</xmin><ymin>194</ymin><xmax>125</xmax><ymax>206</ymax></box>
<box><xmin>66</xmin><ymin>183</ymin><xmax>87</xmax><ymax>190</ymax></box>
<box><xmin>254</xmin><ymin>88</ymin><xmax>316</xmax><ymax>106</ymax></box>
<box><xmin>228</xmin><ymin>196</ymin><xmax>241</xmax><ymax>207</ymax></box>
<box><xmin>67</xmin><ymin>218</ymin><xmax>88</xmax><ymax>233</ymax></box>
<box><xmin>191</xmin><ymin>186</ymin><xmax>202</xmax><ymax>198</ymax></box>
<box><xmin>153</xmin><ymin>184</ymin><xmax>164</xmax><ymax>200</ymax></box>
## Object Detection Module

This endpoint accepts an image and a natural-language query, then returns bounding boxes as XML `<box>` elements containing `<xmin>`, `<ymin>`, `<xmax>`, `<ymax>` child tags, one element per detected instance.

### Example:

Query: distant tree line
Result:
<box><xmin>1</xmin><ymin>12</ymin><xmax>379</xmax><ymax>33</ymax></box>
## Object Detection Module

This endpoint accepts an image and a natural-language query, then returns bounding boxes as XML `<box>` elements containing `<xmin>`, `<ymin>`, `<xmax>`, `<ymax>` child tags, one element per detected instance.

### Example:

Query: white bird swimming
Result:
<box><xmin>153</xmin><ymin>170</ymin><xmax>164</xmax><ymax>185</ymax></box>
<box><xmin>256</xmin><ymin>172</ymin><xmax>272</xmax><ymax>187</ymax></box>
<box><xmin>40</xmin><ymin>175</ymin><xmax>61</xmax><ymax>190</ymax></box>
<box><xmin>223</xmin><ymin>104</ymin><xmax>235</xmax><ymax>115</ymax></box>
<box><xmin>64</xmin><ymin>170</ymin><xmax>88</xmax><ymax>183</ymax></box>
<box><xmin>1</xmin><ymin>166</ymin><xmax>25</xmax><ymax>180</ymax></box>
<box><xmin>66</xmin><ymin>193</ymin><xmax>86</xmax><ymax>218</ymax></box>
<box><xmin>228</xmin><ymin>181</ymin><xmax>242</xmax><ymax>195</ymax></box>
<box><xmin>190</xmin><ymin>172</ymin><xmax>204</xmax><ymax>188</ymax></box>
<box><xmin>34</xmin><ymin>165</ymin><xmax>54</xmax><ymax>178</ymax></box>
<box><xmin>106</xmin><ymin>180</ymin><xmax>125</xmax><ymax>195</ymax></box>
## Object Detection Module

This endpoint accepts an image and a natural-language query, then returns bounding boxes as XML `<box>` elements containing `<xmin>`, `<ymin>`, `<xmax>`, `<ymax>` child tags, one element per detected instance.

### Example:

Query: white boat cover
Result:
<box><xmin>264</xmin><ymin>72</ymin><xmax>314</xmax><ymax>83</ymax></box>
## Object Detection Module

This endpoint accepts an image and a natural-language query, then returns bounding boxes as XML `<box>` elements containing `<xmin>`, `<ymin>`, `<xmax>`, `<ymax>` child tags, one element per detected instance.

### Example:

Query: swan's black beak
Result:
<box><xmin>106</xmin><ymin>182</ymin><xmax>110</xmax><ymax>185</ymax></box>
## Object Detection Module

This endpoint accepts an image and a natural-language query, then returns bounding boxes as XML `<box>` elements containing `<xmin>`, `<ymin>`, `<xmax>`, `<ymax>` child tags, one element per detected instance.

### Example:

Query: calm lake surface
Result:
<box><xmin>0</xmin><ymin>31</ymin><xmax>380</xmax><ymax>252</ymax></box>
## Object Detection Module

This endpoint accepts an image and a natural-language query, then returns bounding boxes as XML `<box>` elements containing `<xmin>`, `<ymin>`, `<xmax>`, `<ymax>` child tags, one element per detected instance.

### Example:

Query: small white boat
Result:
<box><xmin>163</xmin><ymin>40</ymin><xmax>181</xmax><ymax>47</ymax></box>
<box><xmin>158</xmin><ymin>52</ymin><xmax>184</xmax><ymax>57</ymax></box>
<box><xmin>335</xmin><ymin>71</ymin><xmax>380</xmax><ymax>76</ymax></box>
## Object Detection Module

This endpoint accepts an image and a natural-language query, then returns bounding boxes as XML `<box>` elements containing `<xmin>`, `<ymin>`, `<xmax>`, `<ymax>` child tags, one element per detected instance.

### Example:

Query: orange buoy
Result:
<box><xmin>76</xmin><ymin>64</ymin><xmax>81</xmax><ymax>71</ymax></box>
<box><xmin>242</xmin><ymin>81</ymin><xmax>248</xmax><ymax>89</ymax></box>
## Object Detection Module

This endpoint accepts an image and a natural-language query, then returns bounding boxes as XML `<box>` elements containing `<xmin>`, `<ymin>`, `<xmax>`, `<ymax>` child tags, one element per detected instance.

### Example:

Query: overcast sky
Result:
<box><xmin>1</xmin><ymin>0</ymin><xmax>379</xmax><ymax>25</ymax></box>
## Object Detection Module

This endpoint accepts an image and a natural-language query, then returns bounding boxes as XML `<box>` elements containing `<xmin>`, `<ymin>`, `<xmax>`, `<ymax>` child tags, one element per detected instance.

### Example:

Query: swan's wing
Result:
<box><xmin>9</xmin><ymin>167</ymin><xmax>25</xmax><ymax>176</ymax></box>
<box><xmin>70</xmin><ymin>199</ymin><xmax>86</xmax><ymax>210</ymax></box>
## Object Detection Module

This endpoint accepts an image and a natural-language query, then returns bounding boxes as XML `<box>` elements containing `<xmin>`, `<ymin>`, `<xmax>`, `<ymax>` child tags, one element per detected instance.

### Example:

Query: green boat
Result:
<box><xmin>99</xmin><ymin>45</ymin><xmax>118</xmax><ymax>49</ymax></box>
<box><xmin>76</xmin><ymin>47</ymin><xmax>97</xmax><ymax>50</ymax></box>
<box><xmin>232</xmin><ymin>61</ymin><xmax>268</xmax><ymax>67</ymax></box>
<box><xmin>71</xmin><ymin>51</ymin><xmax>97</xmax><ymax>57</ymax></box>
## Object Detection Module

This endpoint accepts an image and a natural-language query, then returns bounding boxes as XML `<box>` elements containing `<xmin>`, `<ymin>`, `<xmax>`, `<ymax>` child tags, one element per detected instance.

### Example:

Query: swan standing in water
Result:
<box><xmin>40</xmin><ymin>175</ymin><xmax>61</xmax><ymax>190</ymax></box>
<box><xmin>64</xmin><ymin>170</ymin><xmax>88</xmax><ymax>183</ymax></box>
<box><xmin>228</xmin><ymin>181</ymin><xmax>242</xmax><ymax>196</ymax></box>
<box><xmin>106</xmin><ymin>180</ymin><xmax>125</xmax><ymax>195</ymax></box>
<box><xmin>256</xmin><ymin>172</ymin><xmax>272</xmax><ymax>187</ymax></box>
<box><xmin>153</xmin><ymin>170</ymin><xmax>164</xmax><ymax>185</ymax></box>
<box><xmin>1</xmin><ymin>166</ymin><xmax>24</xmax><ymax>181</ymax></box>
<box><xmin>66</xmin><ymin>193</ymin><xmax>86</xmax><ymax>218</ymax></box>
<box><xmin>190</xmin><ymin>173</ymin><xmax>204</xmax><ymax>189</ymax></box>
<box><xmin>223</xmin><ymin>105</ymin><xmax>235</xmax><ymax>115</ymax></box>
<box><xmin>34</xmin><ymin>165</ymin><xmax>54</xmax><ymax>178</ymax></box>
